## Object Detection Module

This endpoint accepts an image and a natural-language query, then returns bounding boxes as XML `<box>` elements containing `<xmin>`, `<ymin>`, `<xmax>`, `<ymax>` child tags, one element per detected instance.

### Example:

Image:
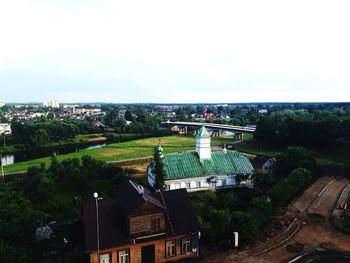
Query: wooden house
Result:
<box><xmin>84</xmin><ymin>180</ymin><xmax>200</xmax><ymax>263</ymax></box>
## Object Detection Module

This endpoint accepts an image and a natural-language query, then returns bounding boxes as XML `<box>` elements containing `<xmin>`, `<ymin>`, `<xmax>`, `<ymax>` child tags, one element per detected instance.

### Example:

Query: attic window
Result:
<box><xmin>151</xmin><ymin>218</ymin><xmax>160</xmax><ymax>231</ymax></box>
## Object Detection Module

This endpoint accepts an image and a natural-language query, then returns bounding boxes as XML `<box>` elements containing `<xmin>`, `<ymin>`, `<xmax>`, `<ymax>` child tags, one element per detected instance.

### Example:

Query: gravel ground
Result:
<box><xmin>202</xmin><ymin>176</ymin><xmax>350</xmax><ymax>263</ymax></box>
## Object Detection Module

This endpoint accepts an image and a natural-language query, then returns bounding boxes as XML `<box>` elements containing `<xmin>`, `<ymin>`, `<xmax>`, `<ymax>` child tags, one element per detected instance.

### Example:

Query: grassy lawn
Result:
<box><xmin>233</xmin><ymin>142</ymin><xmax>284</xmax><ymax>158</ymax></box>
<box><xmin>4</xmin><ymin>136</ymin><xmax>233</xmax><ymax>174</ymax></box>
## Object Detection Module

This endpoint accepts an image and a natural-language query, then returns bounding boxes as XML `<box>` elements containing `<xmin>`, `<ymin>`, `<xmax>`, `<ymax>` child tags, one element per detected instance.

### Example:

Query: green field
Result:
<box><xmin>4</xmin><ymin>136</ymin><xmax>233</xmax><ymax>174</ymax></box>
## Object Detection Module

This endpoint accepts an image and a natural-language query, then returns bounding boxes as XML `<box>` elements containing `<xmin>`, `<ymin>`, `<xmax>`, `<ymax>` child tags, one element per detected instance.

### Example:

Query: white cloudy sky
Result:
<box><xmin>0</xmin><ymin>0</ymin><xmax>349</xmax><ymax>103</ymax></box>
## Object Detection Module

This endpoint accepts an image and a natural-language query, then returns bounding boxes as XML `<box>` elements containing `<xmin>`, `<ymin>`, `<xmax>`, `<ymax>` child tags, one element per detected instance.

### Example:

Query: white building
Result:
<box><xmin>147</xmin><ymin>126</ymin><xmax>254</xmax><ymax>192</ymax></box>
<box><xmin>251</xmin><ymin>155</ymin><xmax>276</xmax><ymax>171</ymax></box>
<box><xmin>0</xmin><ymin>123</ymin><xmax>11</xmax><ymax>135</ymax></box>
<box><xmin>43</xmin><ymin>100</ymin><xmax>60</xmax><ymax>108</ymax></box>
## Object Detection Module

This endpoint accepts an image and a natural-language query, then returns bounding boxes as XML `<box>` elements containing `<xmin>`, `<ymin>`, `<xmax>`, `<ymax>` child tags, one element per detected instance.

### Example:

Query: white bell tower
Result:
<box><xmin>196</xmin><ymin>125</ymin><xmax>211</xmax><ymax>159</ymax></box>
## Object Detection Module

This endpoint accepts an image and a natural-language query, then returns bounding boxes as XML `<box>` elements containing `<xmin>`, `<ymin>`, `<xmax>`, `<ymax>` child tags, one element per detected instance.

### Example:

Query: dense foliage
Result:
<box><xmin>192</xmin><ymin>190</ymin><xmax>271</xmax><ymax>248</ymax></box>
<box><xmin>255</xmin><ymin>109</ymin><xmax>350</xmax><ymax>147</ymax></box>
<box><xmin>274</xmin><ymin>146</ymin><xmax>316</xmax><ymax>176</ymax></box>
<box><xmin>11</xmin><ymin>119</ymin><xmax>103</xmax><ymax>145</ymax></box>
<box><xmin>103</xmin><ymin>106</ymin><xmax>162</xmax><ymax>134</ymax></box>
<box><xmin>270</xmin><ymin>168</ymin><xmax>312</xmax><ymax>206</ymax></box>
<box><xmin>191</xmin><ymin>146</ymin><xmax>316</xmax><ymax>249</ymax></box>
<box><xmin>0</xmin><ymin>156</ymin><xmax>127</xmax><ymax>262</ymax></box>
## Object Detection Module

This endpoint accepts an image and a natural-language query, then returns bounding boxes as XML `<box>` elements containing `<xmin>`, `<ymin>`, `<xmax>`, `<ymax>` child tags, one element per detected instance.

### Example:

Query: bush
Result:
<box><xmin>271</xmin><ymin>168</ymin><xmax>312</xmax><ymax>206</ymax></box>
<box><xmin>274</xmin><ymin>146</ymin><xmax>316</xmax><ymax>177</ymax></box>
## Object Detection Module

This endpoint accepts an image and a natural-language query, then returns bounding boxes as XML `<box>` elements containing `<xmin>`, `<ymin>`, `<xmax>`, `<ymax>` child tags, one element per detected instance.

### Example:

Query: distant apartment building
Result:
<box><xmin>43</xmin><ymin>100</ymin><xmax>60</xmax><ymax>108</ymax></box>
<box><xmin>72</xmin><ymin>108</ymin><xmax>102</xmax><ymax>115</ymax></box>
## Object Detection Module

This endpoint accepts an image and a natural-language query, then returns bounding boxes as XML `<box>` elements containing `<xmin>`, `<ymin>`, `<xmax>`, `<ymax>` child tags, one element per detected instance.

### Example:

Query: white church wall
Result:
<box><xmin>190</xmin><ymin>181</ymin><xmax>197</xmax><ymax>189</ymax></box>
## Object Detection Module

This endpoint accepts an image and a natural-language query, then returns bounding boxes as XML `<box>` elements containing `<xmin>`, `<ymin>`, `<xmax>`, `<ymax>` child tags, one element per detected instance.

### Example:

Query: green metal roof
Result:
<box><xmin>162</xmin><ymin>150</ymin><xmax>253</xmax><ymax>180</ymax></box>
<box><xmin>196</xmin><ymin>125</ymin><xmax>210</xmax><ymax>138</ymax></box>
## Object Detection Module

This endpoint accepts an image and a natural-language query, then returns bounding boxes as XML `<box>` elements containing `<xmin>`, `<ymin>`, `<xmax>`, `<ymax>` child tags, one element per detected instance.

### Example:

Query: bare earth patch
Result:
<box><xmin>203</xmin><ymin>176</ymin><xmax>350</xmax><ymax>263</ymax></box>
<box><xmin>87</xmin><ymin>136</ymin><xmax>107</xmax><ymax>142</ymax></box>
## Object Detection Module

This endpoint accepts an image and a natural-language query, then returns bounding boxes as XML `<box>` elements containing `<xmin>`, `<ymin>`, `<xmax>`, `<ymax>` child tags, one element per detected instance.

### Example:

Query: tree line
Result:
<box><xmin>254</xmin><ymin>110</ymin><xmax>350</xmax><ymax>147</ymax></box>
<box><xmin>11</xmin><ymin>119</ymin><xmax>103</xmax><ymax>145</ymax></box>
<box><xmin>104</xmin><ymin>107</ymin><xmax>162</xmax><ymax>134</ymax></box>
<box><xmin>0</xmin><ymin>156</ymin><xmax>127</xmax><ymax>262</ymax></box>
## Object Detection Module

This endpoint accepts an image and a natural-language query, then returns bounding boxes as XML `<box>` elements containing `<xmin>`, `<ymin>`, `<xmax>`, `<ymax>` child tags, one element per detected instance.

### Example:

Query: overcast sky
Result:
<box><xmin>0</xmin><ymin>0</ymin><xmax>349</xmax><ymax>103</ymax></box>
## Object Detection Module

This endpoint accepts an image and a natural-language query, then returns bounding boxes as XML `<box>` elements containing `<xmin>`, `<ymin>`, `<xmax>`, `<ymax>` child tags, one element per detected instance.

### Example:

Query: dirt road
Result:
<box><xmin>203</xmin><ymin>176</ymin><xmax>350</xmax><ymax>263</ymax></box>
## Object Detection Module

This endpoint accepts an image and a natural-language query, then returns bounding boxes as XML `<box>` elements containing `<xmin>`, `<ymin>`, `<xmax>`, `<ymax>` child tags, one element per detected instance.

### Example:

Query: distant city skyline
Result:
<box><xmin>1</xmin><ymin>0</ymin><xmax>350</xmax><ymax>103</ymax></box>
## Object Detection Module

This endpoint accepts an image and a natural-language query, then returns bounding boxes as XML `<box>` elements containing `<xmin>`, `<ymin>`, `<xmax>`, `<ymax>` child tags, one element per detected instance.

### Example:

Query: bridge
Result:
<box><xmin>162</xmin><ymin>121</ymin><xmax>256</xmax><ymax>138</ymax></box>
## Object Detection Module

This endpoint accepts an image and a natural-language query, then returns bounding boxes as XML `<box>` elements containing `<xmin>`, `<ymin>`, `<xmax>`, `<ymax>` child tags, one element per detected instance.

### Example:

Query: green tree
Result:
<box><xmin>0</xmin><ymin>241</ymin><xmax>31</xmax><ymax>263</ymax></box>
<box><xmin>153</xmin><ymin>146</ymin><xmax>166</xmax><ymax>190</ymax></box>
<box><xmin>271</xmin><ymin>168</ymin><xmax>312</xmax><ymax>206</ymax></box>
<box><xmin>124</xmin><ymin>110</ymin><xmax>134</xmax><ymax>121</ymax></box>
<box><xmin>252</xmin><ymin>170</ymin><xmax>273</xmax><ymax>190</ymax></box>
<box><xmin>274</xmin><ymin>146</ymin><xmax>315</xmax><ymax>176</ymax></box>
<box><xmin>231</xmin><ymin>211</ymin><xmax>259</xmax><ymax>244</ymax></box>
<box><xmin>0</xmin><ymin>184</ymin><xmax>37</xmax><ymax>244</ymax></box>
<box><xmin>47</xmin><ymin>112</ymin><xmax>55</xmax><ymax>120</ymax></box>
<box><xmin>249</xmin><ymin>196</ymin><xmax>273</xmax><ymax>226</ymax></box>
<box><xmin>32</xmin><ymin>128</ymin><xmax>50</xmax><ymax>147</ymax></box>
<box><xmin>202</xmin><ymin>209</ymin><xmax>232</xmax><ymax>244</ymax></box>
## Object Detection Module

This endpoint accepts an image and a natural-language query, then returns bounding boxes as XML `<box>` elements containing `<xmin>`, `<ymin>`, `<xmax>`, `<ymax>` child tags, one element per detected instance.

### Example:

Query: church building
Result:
<box><xmin>147</xmin><ymin>126</ymin><xmax>254</xmax><ymax>192</ymax></box>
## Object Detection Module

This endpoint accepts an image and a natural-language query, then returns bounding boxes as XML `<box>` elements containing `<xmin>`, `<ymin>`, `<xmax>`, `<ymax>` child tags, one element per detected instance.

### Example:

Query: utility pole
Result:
<box><xmin>93</xmin><ymin>192</ymin><xmax>100</xmax><ymax>263</ymax></box>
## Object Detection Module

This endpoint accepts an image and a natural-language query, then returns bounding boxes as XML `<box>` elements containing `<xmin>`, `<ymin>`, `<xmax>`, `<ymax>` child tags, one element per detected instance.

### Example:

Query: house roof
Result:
<box><xmin>162</xmin><ymin>150</ymin><xmax>253</xmax><ymax>180</ymax></box>
<box><xmin>251</xmin><ymin>155</ymin><xmax>275</xmax><ymax>169</ymax></box>
<box><xmin>83</xmin><ymin>181</ymin><xmax>199</xmax><ymax>252</ymax></box>
<box><xmin>121</xmin><ymin>180</ymin><xmax>165</xmax><ymax>218</ymax></box>
<box><xmin>195</xmin><ymin>125</ymin><xmax>210</xmax><ymax>138</ymax></box>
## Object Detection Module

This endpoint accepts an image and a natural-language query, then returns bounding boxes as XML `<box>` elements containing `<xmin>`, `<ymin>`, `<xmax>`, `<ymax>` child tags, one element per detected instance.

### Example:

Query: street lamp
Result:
<box><xmin>0</xmin><ymin>154</ymin><xmax>4</xmax><ymax>178</ymax></box>
<box><xmin>93</xmin><ymin>192</ymin><xmax>100</xmax><ymax>263</ymax></box>
<box><xmin>3</xmin><ymin>132</ymin><xmax>6</xmax><ymax>148</ymax></box>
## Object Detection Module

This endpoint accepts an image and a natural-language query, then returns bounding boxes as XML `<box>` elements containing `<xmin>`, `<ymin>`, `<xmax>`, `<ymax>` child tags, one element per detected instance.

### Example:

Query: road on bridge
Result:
<box><xmin>162</xmin><ymin>121</ymin><xmax>256</xmax><ymax>133</ymax></box>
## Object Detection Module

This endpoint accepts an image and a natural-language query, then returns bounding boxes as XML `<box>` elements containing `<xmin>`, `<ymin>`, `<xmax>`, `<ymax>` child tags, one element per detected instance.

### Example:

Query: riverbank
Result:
<box><xmin>0</xmin><ymin>133</ymin><xmax>164</xmax><ymax>155</ymax></box>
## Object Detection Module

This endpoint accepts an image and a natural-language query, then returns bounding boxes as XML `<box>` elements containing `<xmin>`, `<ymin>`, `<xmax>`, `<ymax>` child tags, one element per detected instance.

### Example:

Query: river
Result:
<box><xmin>0</xmin><ymin>142</ymin><xmax>107</xmax><ymax>166</ymax></box>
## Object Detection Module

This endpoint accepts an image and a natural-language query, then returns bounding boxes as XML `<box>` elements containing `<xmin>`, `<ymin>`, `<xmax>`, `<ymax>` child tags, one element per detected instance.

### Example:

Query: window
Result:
<box><xmin>151</xmin><ymin>218</ymin><xmax>160</xmax><ymax>231</ymax></box>
<box><xmin>181</xmin><ymin>237</ymin><xmax>191</xmax><ymax>254</ymax></box>
<box><xmin>196</xmin><ymin>181</ymin><xmax>201</xmax><ymax>188</ymax></box>
<box><xmin>118</xmin><ymin>249</ymin><xmax>130</xmax><ymax>263</ymax></box>
<box><xmin>186</xmin><ymin>182</ymin><xmax>191</xmax><ymax>189</ymax></box>
<box><xmin>222</xmin><ymin>179</ymin><xmax>226</xmax><ymax>187</ymax></box>
<box><xmin>100</xmin><ymin>253</ymin><xmax>111</xmax><ymax>263</ymax></box>
<box><xmin>165</xmin><ymin>240</ymin><xmax>176</xmax><ymax>257</ymax></box>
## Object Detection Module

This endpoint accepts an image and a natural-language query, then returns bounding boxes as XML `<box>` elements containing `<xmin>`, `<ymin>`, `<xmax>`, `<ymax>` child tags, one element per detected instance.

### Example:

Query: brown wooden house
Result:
<box><xmin>84</xmin><ymin>180</ymin><xmax>200</xmax><ymax>263</ymax></box>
